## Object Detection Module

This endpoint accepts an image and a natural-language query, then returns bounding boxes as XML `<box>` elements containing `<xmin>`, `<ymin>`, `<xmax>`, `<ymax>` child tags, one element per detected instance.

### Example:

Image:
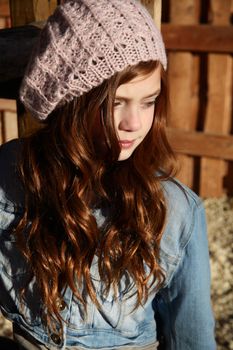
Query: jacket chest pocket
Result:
<box><xmin>93</xmin><ymin>281</ymin><xmax>124</xmax><ymax>328</ymax></box>
<box><xmin>90</xmin><ymin>260</ymin><xmax>137</xmax><ymax>329</ymax></box>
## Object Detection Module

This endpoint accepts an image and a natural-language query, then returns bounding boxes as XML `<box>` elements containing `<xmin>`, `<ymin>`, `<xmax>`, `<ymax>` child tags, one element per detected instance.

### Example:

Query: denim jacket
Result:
<box><xmin>0</xmin><ymin>139</ymin><xmax>216</xmax><ymax>349</ymax></box>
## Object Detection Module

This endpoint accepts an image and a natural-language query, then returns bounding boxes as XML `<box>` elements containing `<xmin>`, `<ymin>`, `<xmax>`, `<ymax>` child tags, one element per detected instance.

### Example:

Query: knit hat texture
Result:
<box><xmin>20</xmin><ymin>0</ymin><xmax>167</xmax><ymax>120</ymax></box>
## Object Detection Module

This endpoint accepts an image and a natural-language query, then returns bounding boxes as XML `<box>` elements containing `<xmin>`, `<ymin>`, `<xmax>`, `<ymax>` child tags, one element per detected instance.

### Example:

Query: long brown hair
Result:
<box><xmin>15</xmin><ymin>60</ymin><xmax>176</xmax><ymax>332</ymax></box>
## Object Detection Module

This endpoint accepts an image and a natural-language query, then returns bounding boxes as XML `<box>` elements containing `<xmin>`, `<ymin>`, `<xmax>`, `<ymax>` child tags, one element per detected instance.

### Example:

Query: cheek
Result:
<box><xmin>144</xmin><ymin>111</ymin><xmax>155</xmax><ymax>133</ymax></box>
<box><xmin>113</xmin><ymin>110</ymin><xmax>120</xmax><ymax>130</ymax></box>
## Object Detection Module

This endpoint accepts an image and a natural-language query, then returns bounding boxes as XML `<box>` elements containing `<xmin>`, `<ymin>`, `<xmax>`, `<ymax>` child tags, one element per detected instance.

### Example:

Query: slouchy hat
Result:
<box><xmin>20</xmin><ymin>0</ymin><xmax>167</xmax><ymax>120</ymax></box>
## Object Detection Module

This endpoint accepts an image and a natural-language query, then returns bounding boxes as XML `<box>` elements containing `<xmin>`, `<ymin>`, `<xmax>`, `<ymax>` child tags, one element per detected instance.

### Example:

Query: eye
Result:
<box><xmin>113</xmin><ymin>100</ymin><xmax>123</xmax><ymax>108</ymax></box>
<box><xmin>142</xmin><ymin>99</ymin><xmax>157</xmax><ymax>109</ymax></box>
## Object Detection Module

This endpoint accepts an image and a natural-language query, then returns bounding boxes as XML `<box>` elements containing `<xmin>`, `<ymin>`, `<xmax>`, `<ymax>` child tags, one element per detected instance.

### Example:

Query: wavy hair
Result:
<box><xmin>15</xmin><ymin>60</ymin><xmax>176</xmax><ymax>332</ymax></box>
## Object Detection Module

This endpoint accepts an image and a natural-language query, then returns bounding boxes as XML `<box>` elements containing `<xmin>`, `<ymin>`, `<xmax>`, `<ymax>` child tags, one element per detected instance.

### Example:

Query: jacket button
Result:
<box><xmin>56</xmin><ymin>299</ymin><xmax>67</xmax><ymax>311</ymax></box>
<box><xmin>51</xmin><ymin>333</ymin><xmax>61</xmax><ymax>344</ymax></box>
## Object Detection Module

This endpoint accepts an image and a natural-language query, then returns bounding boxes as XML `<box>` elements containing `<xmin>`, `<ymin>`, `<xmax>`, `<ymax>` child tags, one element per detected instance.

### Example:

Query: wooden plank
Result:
<box><xmin>200</xmin><ymin>0</ymin><xmax>232</xmax><ymax>197</ymax></box>
<box><xmin>153</xmin><ymin>0</ymin><xmax>161</xmax><ymax>30</ymax></box>
<box><xmin>0</xmin><ymin>17</ymin><xmax>6</xmax><ymax>29</ymax></box>
<box><xmin>2</xmin><ymin>110</ymin><xmax>18</xmax><ymax>142</ymax></box>
<box><xmin>0</xmin><ymin>0</ymin><xmax>10</xmax><ymax>17</ymax></box>
<box><xmin>0</xmin><ymin>98</ymin><xmax>16</xmax><ymax>111</ymax></box>
<box><xmin>0</xmin><ymin>111</ymin><xmax>3</xmax><ymax>144</ymax></box>
<box><xmin>9</xmin><ymin>0</ymin><xmax>58</xmax><ymax>137</ymax></box>
<box><xmin>167</xmin><ymin>128</ymin><xmax>233</xmax><ymax>161</ymax></box>
<box><xmin>162</xmin><ymin>24</ymin><xmax>233</xmax><ymax>53</ymax></box>
<box><xmin>168</xmin><ymin>0</ymin><xmax>200</xmax><ymax>188</ymax></box>
<box><xmin>9</xmin><ymin>0</ymin><xmax>57</xmax><ymax>26</ymax></box>
<box><xmin>170</xmin><ymin>0</ymin><xmax>200</xmax><ymax>24</ymax></box>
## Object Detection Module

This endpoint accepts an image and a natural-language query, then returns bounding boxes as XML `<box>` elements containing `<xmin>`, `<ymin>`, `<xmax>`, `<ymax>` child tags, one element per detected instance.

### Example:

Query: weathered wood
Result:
<box><xmin>168</xmin><ymin>0</ymin><xmax>200</xmax><ymax>189</ymax></box>
<box><xmin>0</xmin><ymin>99</ymin><xmax>16</xmax><ymax>112</ymax></box>
<box><xmin>0</xmin><ymin>111</ymin><xmax>3</xmax><ymax>143</ymax></box>
<box><xmin>162</xmin><ymin>24</ymin><xmax>233</xmax><ymax>53</ymax></box>
<box><xmin>200</xmin><ymin>0</ymin><xmax>232</xmax><ymax>197</ymax></box>
<box><xmin>9</xmin><ymin>0</ymin><xmax>57</xmax><ymax>26</ymax></box>
<box><xmin>167</xmin><ymin>128</ymin><xmax>233</xmax><ymax>161</ymax></box>
<box><xmin>0</xmin><ymin>0</ymin><xmax>10</xmax><ymax>17</ymax></box>
<box><xmin>0</xmin><ymin>18</ymin><xmax>6</xmax><ymax>29</ymax></box>
<box><xmin>0</xmin><ymin>110</ymin><xmax>18</xmax><ymax>144</ymax></box>
<box><xmin>2</xmin><ymin>110</ymin><xmax>18</xmax><ymax>141</ymax></box>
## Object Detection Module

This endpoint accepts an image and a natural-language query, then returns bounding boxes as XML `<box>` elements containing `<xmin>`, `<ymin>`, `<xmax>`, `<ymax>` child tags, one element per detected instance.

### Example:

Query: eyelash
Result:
<box><xmin>113</xmin><ymin>102</ymin><xmax>122</xmax><ymax>108</ymax></box>
<box><xmin>114</xmin><ymin>99</ymin><xmax>158</xmax><ymax>108</ymax></box>
<box><xmin>143</xmin><ymin>100</ymin><xmax>157</xmax><ymax>108</ymax></box>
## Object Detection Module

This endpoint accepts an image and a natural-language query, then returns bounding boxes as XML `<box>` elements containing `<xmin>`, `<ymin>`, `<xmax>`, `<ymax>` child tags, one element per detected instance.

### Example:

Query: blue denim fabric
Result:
<box><xmin>0</xmin><ymin>140</ymin><xmax>216</xmax><ymax>349</ymax></box>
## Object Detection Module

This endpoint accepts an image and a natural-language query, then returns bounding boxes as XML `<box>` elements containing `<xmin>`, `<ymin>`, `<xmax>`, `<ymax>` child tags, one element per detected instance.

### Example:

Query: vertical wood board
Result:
<box><xmin>0</xmin><ymin>17</ymin><xmax>6</xmax><ymax>28</ymax></box>
<box><xmin>200</xmin><ymin>0</ymin><xmax>232</xmax><ymax>197</ymax></box>
<box><xmin>0</xmin><ymin>99</ymin><xmax>17</xmax><ymax>144</ymax></box>
<box><xmin>0</xmin><ymin>111</ymin><xmax>3</xmax><ymax>144</ymax></box>
<box><xmin>170</xmin><ymin>0</ymin><xmax>200</xmax><ymax>24</ymax></box>
<box><xmin>9</xmin><ymin>0</ymin><xmax>57</xmax><ymax>26</ymax></box>
<box><xmin>3</xmin><ymin>110</ymin><xmax>18</xmax><ymax>141</ymax></box>
<box><xmin>168</xmin><ymin>0</ymin><xmax>200</xmax><ymax>188</ymax></box>
<box><xmin>0</xmin><ymin>0</ymin><xmax>10</xmax><ymax>17</ymax></box>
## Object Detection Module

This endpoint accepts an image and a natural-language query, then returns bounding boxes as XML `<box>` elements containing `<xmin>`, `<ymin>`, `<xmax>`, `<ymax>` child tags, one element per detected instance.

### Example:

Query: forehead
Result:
<box><xmin>116</xmin><ymin>66</ymin><xmax>161</xmax><ymax>100</ymax></box>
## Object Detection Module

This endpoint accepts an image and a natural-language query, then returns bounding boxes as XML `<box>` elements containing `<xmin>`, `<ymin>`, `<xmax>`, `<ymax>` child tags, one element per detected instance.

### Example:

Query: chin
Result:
<box><xmin>117</xmin><ymin>150</ymin><xmax>134</xmax><ymax>161</ymax></box>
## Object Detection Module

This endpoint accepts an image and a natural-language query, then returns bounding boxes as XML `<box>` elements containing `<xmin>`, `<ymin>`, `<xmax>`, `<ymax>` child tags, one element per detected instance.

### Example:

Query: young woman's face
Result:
<box><xmin>114</xmin><ymin>65</ymin><xmax>161</xmax><ymax>161</ymax></box>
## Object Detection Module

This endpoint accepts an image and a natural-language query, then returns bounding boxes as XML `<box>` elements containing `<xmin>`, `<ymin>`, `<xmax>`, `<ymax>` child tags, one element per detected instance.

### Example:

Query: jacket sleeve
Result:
<box><xmin>154</xmin><ymin>203</ymin><xmax>216</xmax><ymax>350</ymax></box>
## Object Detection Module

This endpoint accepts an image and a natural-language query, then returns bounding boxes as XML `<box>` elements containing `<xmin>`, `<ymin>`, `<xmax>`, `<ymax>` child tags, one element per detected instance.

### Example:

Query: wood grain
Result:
<box><xmin>162</xmin><ymin>24</ymin><xmax>233</xmax><ymax>53</ymax></box>
<box><xmin>200</xmin><ymin>0</ymin><xmax>232</xmax><ymax>197</ymax></box>
<box><xmin>168</xmin><ymin>0</ymin><xmax>200</xmax><ymax>188</ymax></box>
<box><xmin>0</xmin><ymin>0</ymin><xmax>10</xmax><ymax>17</ymax></box>
<box><xmin>167</xmin><ymin>128</ymin><xmax>233</xmax><ymax>161</ymax></box>
<box><xmin>9</xmin><ymin>0</ymin><xmax>57</xmax><ymax>26</ymax></box>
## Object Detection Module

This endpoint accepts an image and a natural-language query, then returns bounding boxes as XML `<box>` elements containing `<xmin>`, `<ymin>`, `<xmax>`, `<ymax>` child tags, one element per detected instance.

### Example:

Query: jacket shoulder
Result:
<box><xmin>162</xmin><ymin>178</ymin><xmax>201</xmax><ymax>209</ymax></box>
<box><xmin>160</xmin><ymin>179</ymin><xmax>204</xmax><ymax>285</ymax></box>
<box><xmin>0</xmin><ymin>139</ymin><xmax>24</xmax><ymax>208</ymax></box>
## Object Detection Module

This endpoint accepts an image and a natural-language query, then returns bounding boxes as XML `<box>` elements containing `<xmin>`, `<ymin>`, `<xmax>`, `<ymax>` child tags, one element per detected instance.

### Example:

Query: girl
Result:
<box><xmin>0</xmin><ymin>0</ymin><xmax>216</xmax><ymax>349</ymax></box>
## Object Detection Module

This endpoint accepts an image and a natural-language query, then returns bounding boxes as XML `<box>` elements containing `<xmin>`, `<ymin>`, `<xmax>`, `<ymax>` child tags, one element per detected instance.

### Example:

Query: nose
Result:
<box><xmin>118</xmin><ymin>106</ymin><xmax>141</xmax><ymax>132</ymax></box>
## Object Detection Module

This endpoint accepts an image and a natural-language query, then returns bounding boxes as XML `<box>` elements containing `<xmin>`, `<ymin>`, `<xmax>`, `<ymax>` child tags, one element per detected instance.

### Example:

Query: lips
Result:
<box><xmin>119</xmin><ymin>140</ymin><xmax>135</xmax><ymax>149</ymax></box>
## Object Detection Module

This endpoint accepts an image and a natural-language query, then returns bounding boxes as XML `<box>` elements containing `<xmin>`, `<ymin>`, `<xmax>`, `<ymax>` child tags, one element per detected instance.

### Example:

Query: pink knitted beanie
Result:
<box><xmin>20</xmin><ymin>0</ymin><xmax>167</xmax><ymax>120</ymax></box>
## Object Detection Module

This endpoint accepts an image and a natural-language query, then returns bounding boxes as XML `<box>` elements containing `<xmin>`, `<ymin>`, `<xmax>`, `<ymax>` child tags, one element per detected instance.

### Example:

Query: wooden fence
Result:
<box><xmin>162</xmin><ymin>0</ymin><xmax>233</xmax><ymax>198</ymax></box>
<box><xmin>0</xmin><ymin>0</ymin><xmax>233</xmax><ymax>197</ymax></box>
<box><xmin>0</xmin><ymin>99</ymin><xmax>17</xmax><ymax>143</ymax></box>
<box><xmin>0</xmin><ymin>0</ymin><xmax>18</xmax><ymax>143</ymax></box>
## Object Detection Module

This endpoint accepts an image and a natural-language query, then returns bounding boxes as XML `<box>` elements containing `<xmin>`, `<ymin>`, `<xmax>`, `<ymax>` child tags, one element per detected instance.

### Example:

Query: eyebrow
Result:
<box><xmin>115</xmin><ymin>88</ymin><xmax>161</xmax><ymax>101</ymax></box>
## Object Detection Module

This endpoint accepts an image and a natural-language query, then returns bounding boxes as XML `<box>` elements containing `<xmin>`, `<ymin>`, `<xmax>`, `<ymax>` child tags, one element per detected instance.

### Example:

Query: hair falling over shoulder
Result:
<box><xmin>15</xmin><ymin>60</ymin><xmax>177</xmax><ymax>332</ymax></box>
